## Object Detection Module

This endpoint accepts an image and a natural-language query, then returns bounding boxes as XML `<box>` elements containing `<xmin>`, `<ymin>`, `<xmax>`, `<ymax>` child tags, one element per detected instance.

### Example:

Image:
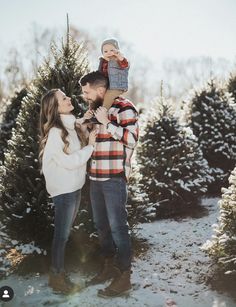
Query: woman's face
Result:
<box><xmin>56</xmin><ymin>90</ymin><xmax>74</xmax><ymax>114</ymax></box>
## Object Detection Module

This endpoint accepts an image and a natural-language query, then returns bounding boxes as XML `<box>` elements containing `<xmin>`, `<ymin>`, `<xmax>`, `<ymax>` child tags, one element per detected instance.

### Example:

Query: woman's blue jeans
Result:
<box><xmin>51</xmin><ymin>189</ymin><xmax>81</xmax><ymax>273</ymax></box>
<box><xmin>90</xmin><ymin>177</ymin><xmax>132</xmax><ymax>271</ymax></box>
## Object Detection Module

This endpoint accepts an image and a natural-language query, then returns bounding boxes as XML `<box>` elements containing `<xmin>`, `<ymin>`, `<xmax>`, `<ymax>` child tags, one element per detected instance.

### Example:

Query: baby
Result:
<box><xmin>78</xmin><ymin>38</ymin><xmax>129</xmax><ymax>126</ymax></box>
<box><xmin>98</xmin><ymin>38</ymin><xmax>129</xmax><ymax>110</ymax></box>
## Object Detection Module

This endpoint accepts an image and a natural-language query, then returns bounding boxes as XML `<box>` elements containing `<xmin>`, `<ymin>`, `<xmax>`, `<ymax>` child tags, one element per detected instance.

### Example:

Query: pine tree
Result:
<box><xmin>0</xmin><ymin>88</ymin><xmax>28</xmax><ymax>162</ymax></box>
<box><xmin>202</xmin><ymin>167</ymin><xmax>236</xmax><ymax>274</ymax></box>
<box><xmin>127</xmin><ymin>162</ymin><xmax>152</xmax><ymax>224</ymax></box>
<box><xmin>132</xmin><ymin>91</ymin><xmax>213</xmax><ymax>218</ymax></box>
<box><xmin>184</xmin><ymin>80</ymin><xmax>236</xmax><ymax>193</ymax></box>
<box><xmin>0</xmin><ymin>35</ymin><xmax>90</xmax><ymax>248</ymax></box>
<box><xmin>228</xmin><ymin>73</ymin><xmax>236</xmax><ymax>102</ymax></box>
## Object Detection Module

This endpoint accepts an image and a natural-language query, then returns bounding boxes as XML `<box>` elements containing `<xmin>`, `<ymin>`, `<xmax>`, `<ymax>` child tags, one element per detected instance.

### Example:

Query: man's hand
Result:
<box><xmin>94</xmin><ymin>107</ymin><xmax>110</xmax><ymax>126</ymax></box>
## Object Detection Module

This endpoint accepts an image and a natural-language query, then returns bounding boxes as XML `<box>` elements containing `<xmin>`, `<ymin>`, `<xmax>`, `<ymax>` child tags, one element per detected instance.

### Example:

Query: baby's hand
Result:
<box><xmin>113</xmin><ymin>49</ymin><xmax>124</xmax><ymax>61</ymax></box>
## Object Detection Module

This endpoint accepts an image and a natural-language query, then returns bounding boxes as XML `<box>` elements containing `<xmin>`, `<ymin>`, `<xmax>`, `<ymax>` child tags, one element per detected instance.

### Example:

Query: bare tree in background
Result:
<box><xmin>70</xmin><ymin>25</ymin><xmax>97</xmax><ymax>58</ymax></box>
<box><xmin>2</xmin><ymin>23</ymin><xmax>232</xmax><ymax>112</ymax></box>
<box><xmin>0</xmin><ymin>24</ymin><xmax>56</xmax><ymax>101</ymax></box>
<box><xmin>26</xmin><ymin>23</ymin><xmax>57</xmax><ymax>75</ymax></box>
<box><xmin>161</xmin><ymin>56</ymin><xmax>233</xmax><ymax>99</ymax></box>
<box><xmin>0</xmin><ymin>80</ymin><xmax>6</xmax><ymax>123</ymax></box>
<box><xmin>0</xmin><ymin>80</ymin><xmax>4</xmax><ymax>104</ymax></box>
<box><xmin>4</xmin><ymin>48</ymin><xmax>28</xmax><ymax>93</ymax></box>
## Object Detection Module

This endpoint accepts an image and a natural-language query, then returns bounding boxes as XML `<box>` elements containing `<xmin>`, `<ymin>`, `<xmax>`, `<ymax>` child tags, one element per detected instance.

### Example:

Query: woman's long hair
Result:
<box><xmin>39</xmin><ymin>89</ymin><xmax>87</xmax><ymax>165</ymax></box>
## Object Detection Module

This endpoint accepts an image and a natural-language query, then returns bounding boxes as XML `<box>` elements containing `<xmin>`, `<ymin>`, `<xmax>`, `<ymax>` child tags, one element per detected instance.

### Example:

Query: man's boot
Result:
<box><xmin>62</xmin><ymin>272</ymin><xmax>83</xmax><ymax>291</ymax></box>
<box><xmin>97</xmin><ymin>268</ymin><xmax>132</xmax><ymax>297</ymax></box>
<box><xmin>86</xmin><ymin>257</ymin><xmax>119</xmax><ymax>286</ymax></box>
<box><xmin>48</xmin><ymin>271</ymin><xmax>80</xmax><ymax>294</ymax></box>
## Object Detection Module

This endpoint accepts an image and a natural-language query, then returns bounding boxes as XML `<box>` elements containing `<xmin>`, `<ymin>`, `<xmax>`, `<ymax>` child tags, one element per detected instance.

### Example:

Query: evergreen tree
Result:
<box><xmin>0</xmin><ymin>35</ymin><xmax>90</xmax><ymax>248</ymax></box>
<box><xmin>128</xmin><ymin>163</ymin><xmax>152</xmax><ymax>223</ymax></box>
<box><xmin>184</xmin><ymin>80</ymin><xmax>236</xmax><ymax>193</ymax></box>
<box><xmin>202</xmin><ymin>167</ymin><xmax>236</xmax><ymax>274</ymax></box>
<box><xmin>132</xmin><ymin>93</ymin><xmax>213</xmax><ymax>218</ymax></box>
<box><xmin>0</xmin><ymin>88</ymin><xmax>28</xmax><ymax>162</ymax></box>
<box><xmin>228</xmin><ymin>73</ymin><xmax>236</xmax><ymax>102</ymax></box>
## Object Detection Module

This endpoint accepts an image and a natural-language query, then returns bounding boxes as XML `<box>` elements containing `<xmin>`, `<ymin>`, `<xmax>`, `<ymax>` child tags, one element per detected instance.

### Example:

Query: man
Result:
<box><xmin>80</xmin><ymin>71</ymin><xmax>139</xmax><ymax>297</ymax></box>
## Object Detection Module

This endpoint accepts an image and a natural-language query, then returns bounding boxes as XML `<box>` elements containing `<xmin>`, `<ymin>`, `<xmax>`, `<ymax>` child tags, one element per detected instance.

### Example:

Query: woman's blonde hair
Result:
<box><xmin>39</xmin><ymin>89</ymin><xmax>87</xmax><ymax>164</ymax></box>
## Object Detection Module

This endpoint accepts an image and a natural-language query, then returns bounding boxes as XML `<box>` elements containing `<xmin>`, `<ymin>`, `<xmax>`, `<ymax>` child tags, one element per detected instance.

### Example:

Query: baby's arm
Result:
<box><xmin>113</xmin><ymin>49</ymin><xmax>129</xmax><ymax>69</ymax></box>
<box><xmin>117</xmin><ymin>57</ymin><xmax>129</xmax><ymax>69</ymax></box>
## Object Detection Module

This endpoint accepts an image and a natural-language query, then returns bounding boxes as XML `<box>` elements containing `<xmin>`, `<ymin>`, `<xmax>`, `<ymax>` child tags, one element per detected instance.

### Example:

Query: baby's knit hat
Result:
<box><xmin>101</xmin><ymin>38</ymin><xmax>120</xmax><ymax>52</ymax></box>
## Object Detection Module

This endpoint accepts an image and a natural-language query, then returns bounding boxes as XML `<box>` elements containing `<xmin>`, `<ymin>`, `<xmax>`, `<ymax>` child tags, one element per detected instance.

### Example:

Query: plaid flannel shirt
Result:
<box><xmin>89</xmin><ymin>96</ymin><xmax>139</xmax><ymax>181</ymax></box>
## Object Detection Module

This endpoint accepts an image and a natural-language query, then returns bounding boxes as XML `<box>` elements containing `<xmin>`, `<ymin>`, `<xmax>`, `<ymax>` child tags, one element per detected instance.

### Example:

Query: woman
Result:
<box><xmin>39</xmin><ymin>88</ymin><xmax>96</xmax><ymax>294</ymax></box>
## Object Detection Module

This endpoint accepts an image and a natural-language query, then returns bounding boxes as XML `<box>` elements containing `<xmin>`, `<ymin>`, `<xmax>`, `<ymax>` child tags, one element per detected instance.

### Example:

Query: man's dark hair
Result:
<box><xmin>80</xmin><ymin>71</ymin><xmax>109</xmax><ymax>89</ymax></box>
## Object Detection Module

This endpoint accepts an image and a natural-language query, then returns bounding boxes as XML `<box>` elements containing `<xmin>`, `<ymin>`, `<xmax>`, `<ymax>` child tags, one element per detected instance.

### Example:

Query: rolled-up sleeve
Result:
<box><xmin>107</xmin><ymin>107</ymin><xmax>139</xmax><ymax>149</ymax></box>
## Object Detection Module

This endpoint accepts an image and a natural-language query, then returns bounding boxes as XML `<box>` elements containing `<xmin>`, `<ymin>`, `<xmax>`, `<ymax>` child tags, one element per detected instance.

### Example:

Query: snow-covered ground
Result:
<box><xmin>0</xmin><ymin>198</ymin><xmax>236</xmax><ymax>307</ymax></box>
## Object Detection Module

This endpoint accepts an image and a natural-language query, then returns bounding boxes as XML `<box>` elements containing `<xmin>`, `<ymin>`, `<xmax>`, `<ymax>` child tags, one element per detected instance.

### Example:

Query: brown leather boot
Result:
<box><xmin>86</xmin><ymin>258</ymin><xmax>119</xmax><ymax>286</ymax></box>
<box><xmin>62</xmin><ymin>272</ymin><xmax>83</xmax><ymax>291</ymax></box>
<box><xmin>48</xmin><ymin>272</ymin><xmax>79</xmax><ymax>294</ymax></box>
<box><xmin>97</xmin><ymin>268</ymin><xmax>132</xmax><ymax>297</ymax></box>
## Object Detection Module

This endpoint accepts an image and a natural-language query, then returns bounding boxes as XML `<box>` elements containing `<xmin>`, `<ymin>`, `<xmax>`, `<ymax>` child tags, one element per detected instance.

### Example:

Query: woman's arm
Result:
<box><xmin>44</xmin><ymin>128</ymin><xmax>93</xmax><ymax>170</ymax></box>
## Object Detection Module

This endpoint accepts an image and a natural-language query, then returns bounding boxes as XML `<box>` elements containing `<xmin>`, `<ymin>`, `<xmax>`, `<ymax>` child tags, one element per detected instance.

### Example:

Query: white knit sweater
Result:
<box><xmin>42</xmin><ymin>114</ymin><xmax>93</xmax><ymax>197</ymax></box>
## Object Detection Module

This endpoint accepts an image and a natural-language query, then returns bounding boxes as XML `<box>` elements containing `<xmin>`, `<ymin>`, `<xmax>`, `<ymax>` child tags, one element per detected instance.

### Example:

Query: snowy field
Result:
<box><xmin>0</xmin><ymin>198</ymin><xmax>236</xmax><ymax>307</ymax></box>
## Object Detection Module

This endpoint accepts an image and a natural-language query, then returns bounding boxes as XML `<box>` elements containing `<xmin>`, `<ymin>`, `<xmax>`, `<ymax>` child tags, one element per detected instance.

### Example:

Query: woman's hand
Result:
<box><xmin>84</xmin><ymin>109</ymin><xmax>94</xmax><ymax>120</ymax></box>
<box><xmin>76</xmin><ymin>109</ymin><xmax>94</xmax><ymax>131</ymax></box>
<box><xmin>76</xmin><ymin>118</ymin><xmax>88</xmax><ymax>133</ymax></box>
<box><xmin>88</xmin><ymin>129</ymin><xmax>97</xmax><ymax>146</ymax></box>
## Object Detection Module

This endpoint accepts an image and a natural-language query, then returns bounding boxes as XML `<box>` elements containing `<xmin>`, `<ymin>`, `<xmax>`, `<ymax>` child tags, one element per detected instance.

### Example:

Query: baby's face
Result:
<box><xmin>102</xmin><ymin>44</ymin><xmax>117</xmax><ymax>61</ymax></box>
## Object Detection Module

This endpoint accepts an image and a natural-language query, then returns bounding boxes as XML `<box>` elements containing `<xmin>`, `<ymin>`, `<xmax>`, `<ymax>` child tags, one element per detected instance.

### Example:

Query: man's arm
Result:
<box><xmin>95</xmin><ymin>106</ymin><xmax>139</xmax><ymax>149</ymax></box>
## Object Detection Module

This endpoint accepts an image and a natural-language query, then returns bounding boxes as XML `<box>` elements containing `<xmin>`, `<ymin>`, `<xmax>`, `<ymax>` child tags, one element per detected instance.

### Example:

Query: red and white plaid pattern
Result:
<box><xmin>89</xmin><ymin>97</ymin><xmax>139</xmax><ymax>181</ymax></box>
<box><xmin>100</xmin><ymin>57</ymin><xmax>129</xmax><ymax>77</ymax></box>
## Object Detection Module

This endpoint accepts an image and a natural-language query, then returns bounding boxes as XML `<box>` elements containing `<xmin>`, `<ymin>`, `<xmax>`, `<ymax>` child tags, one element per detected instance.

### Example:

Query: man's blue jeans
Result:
<box><xmin>90</xmin><ymin>177</ymin><xmax>131</xmax><ymax>271</ymax></box>
<box><xmin>51</xmin><ymin>189</ymin><xmax>81</xmax><ymax>273</ymax></box>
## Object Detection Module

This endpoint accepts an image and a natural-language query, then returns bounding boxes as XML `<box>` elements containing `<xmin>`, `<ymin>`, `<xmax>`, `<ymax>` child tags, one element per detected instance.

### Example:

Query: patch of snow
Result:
<box><xmin>0</xmin><ymin>198</ymin><xmax>236</xmax><ymax>306</ymax></box>
<box><xmin>15</xmin><ymin>242</ymin><xmax>47</xmax><ymax>255</ymax></box>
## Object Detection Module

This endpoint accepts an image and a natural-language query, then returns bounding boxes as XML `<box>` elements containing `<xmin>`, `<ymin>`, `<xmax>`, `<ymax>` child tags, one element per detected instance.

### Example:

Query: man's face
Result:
<box><xmin>81</xmin><ymin>83</ymin><xmax>106</xmax><ymax>110</ymax></box>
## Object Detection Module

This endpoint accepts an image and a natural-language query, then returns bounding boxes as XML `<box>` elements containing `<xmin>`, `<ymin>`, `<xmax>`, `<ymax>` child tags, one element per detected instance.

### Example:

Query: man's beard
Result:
<box><xmin>89</xmin><ymin>96</ymin><xmax>103</xmax><ymax>110</ymax></box>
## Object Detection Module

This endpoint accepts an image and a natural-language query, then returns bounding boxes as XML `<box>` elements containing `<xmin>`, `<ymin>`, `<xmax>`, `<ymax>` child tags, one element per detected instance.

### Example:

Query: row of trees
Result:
<box><xmin>0</xmin><ymin>36</ymin><xmax>89</xmax><ymax>248</ymax></box>
<box><xmin>129</xmin><ymin>76</ymin><xmax>236</xmax><ymax>275</ymax></box>
<box><xmin>0</xmin><ymin>33</ymin><xmax>236</xmax><ymax>275</ymax></box>
<box><xmin>129</xmin><ymin>78</ymin><xmax>236</xmax><ymax>219</ymax></box>
<box><xmin>202</xmin><ymin>167</ymin><xmax>236</xmax><ymax>275</ymax></box>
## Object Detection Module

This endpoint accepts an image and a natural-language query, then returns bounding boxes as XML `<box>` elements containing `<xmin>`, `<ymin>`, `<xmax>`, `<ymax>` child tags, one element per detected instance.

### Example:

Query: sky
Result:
<box><xmin>1</xmin><ymin>0</ymin><xmax>236</xmax><ymax>63</ymax></box>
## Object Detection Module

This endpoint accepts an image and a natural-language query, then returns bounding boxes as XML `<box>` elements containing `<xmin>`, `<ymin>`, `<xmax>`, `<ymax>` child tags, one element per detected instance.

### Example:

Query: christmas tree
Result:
<box><xmin>132</xmin><ymin>90</ymin><xmax>213</xmax><ymax>218</ymax></box>
<box><xmin>183</xmin><ymin>80</ymin><xmax>236</xmax><ymax>193</ymax></box>
<box><xmin>0</xmin><ymin>87</ymin><xmax>28</xmax><ymax>162</ymax></box>
<box><xmin>202</xmin><ymin>167</ymin><xmax>236</xmax><ymax>275</ymax></box>
<box><xmin>0</xmin><ymin>32</ymin><xmax>90</xmax><ymax>248</ymax></box>
<box><xmin>227</xmin><ymin>73</ymin><xmax>236</xmax><ymax>102</ymax></box>
<box><xmin>127</xmin><ymin>163</ymin><xmax>152</xmax><ymax>224</ymax></box>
